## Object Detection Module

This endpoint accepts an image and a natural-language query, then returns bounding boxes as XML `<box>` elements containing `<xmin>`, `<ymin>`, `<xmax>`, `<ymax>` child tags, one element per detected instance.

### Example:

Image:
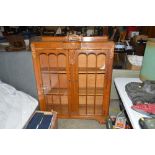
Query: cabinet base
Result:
<box><xmin>57</xmin><ymin>114</ymin><xmax>107</xmax><ymax>124</ymax></box>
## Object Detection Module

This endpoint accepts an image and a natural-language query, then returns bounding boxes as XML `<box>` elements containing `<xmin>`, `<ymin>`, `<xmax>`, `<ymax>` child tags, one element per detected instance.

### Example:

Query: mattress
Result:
<box><xmin>0</xmin><ymin>80</ymin><xmax>38</xmax><ymax>129</ymax></box>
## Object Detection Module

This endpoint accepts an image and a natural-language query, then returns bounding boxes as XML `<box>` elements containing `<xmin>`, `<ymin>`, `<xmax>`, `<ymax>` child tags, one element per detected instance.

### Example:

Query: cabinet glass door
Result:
<box><xmin>76</xmin><ymin>50</ymin><xmax>107</xmax><ymax>116</ymax></box>
<box><xmin>39</xmin><ymin>50</ymin><xmax>70</xmax><ymax>115</ymax></box>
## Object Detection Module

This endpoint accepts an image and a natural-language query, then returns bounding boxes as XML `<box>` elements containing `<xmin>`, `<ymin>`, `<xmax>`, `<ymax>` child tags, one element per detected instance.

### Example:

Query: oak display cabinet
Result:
<box><xmin>31</xmin><ymin>36</ymin><xmax>114</xmax><ymax>122</ymax></box>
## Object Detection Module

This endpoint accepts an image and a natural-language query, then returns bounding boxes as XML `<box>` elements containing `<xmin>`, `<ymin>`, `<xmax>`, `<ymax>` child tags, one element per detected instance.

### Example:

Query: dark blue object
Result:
<box><xmin>26</xmin><ymin>112</ymin><xmax>44</xmax><ymax>129</ymax></box>
<box><xmin>26</xmin><ymin>112</ymin><xmax>53</xmax><ymax>129</ymax></box>
<box><xmin>38</xmin><ymin>115</ymin><xmax>53</xmax><ymax>129</ymax></box>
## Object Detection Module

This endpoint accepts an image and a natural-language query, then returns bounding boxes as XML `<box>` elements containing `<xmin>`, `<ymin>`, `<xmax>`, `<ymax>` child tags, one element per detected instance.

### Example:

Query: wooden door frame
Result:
<box><xmin>31</xmin><ymin>43</ymin><xmax>71</xmax><ymax>114</ymax></box>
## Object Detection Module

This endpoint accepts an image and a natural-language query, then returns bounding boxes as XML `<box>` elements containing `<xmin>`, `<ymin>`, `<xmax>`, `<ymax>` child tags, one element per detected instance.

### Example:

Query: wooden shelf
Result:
<box><xmin>79</xmin><ymin>104</ymin><xmax>102</xmax><ymax>115</ymax></box>
<box><xmin>47</xmin><ymin>104</ymin><xmax>68</xmax><ymax>115</ymax></box>
<box><xmin>41</xmin><ymin>67</ymin><xmax>67</xmax><ymax>74</ymax></box>
<box><xmin>41</xmin><ymin>67</ymin><xmax>105</xmax><ymax>74</ymax></box>
<box><xmin>46</xmin><ymin>104</ymin><xmax>102</xmax><ymax>115</ymax></box>
<box><xmin>79</xmin><ymin>87</ymin><xmax>103</xmax><ymax>96</ymax></box>
<box><xmin>45</xmin><ymin>87</ymin><xmax>103</xmax><ymax>96</ymax></box>
<box><xmin>45</xmin><ymin>88</ymin><xmax>68</xmax><ymax>95</ymax></box>
<box><xmin>79</xmin><ymin>67</ymin><xmax>105</xmax><ymax>74</ymax></box>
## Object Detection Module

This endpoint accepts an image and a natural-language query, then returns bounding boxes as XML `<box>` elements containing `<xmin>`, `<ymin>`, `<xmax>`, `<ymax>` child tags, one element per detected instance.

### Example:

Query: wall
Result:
<box><xmin>110</xmin><ymin>69</ymin><xmax>140</xmax><ymax>99</ymax></box>
<box><xmin>0</xmin><ymin>51</ymin><xmax>38</xmax><ymax>99</ymax></box>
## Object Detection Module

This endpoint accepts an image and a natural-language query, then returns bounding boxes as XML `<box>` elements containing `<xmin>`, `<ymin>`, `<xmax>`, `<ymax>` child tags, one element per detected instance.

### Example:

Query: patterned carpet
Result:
<box><xmin>58</xmin><ymin>99</ymin><xmax>121</xmax><ymax>129</ymax></box>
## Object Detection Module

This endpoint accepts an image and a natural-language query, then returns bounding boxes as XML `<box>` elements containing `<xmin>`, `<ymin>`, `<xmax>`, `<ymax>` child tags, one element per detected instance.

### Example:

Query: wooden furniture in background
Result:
<box><xmin>140</xmin><ymin>26</ymin><xmax>155</xmax><ymax>38</ymax></box>
<box><xmin>31</xmin><ymin>36</ymin><xmax>114</xmax><ymax>123</ymax></box>
<box><xmin>5</xmin><ymin>34</ymin><xmax>26</xmax><ymax>51</ymax></box>
<box><xmin>118</xmin><ymin>31</ymin><xmax>127</xmax><ymax>42</ymax></box>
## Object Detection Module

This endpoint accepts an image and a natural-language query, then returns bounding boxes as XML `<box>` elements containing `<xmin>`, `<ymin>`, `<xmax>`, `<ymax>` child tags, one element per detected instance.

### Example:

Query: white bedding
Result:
<box><xmin>0</xmin><ymin>80</ymin><xmax>38</xmax><ymax>129</ymax></box>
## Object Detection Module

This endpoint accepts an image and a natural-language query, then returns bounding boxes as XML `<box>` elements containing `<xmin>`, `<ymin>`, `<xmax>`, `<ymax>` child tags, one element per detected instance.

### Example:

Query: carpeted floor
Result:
<box><xmin>58</xmin><ymin>99</ymin><xmax>121</xmax><ymax>129</ymax></box>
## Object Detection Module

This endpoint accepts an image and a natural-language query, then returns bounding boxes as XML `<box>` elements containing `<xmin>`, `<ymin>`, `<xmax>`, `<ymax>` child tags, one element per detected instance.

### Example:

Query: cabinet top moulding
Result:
<box><xmin>41</xmin><ymin>36</ymin><xmax>109</xmax><ymax>42</ymax></box>
<box><xmin>31</xmin><ymin>42</ymin><xmax>114</xmax><ymax>50</ymax></box>
<box><xmin>31</xmin><ymin>35</ymin><xmax>113</xmax><ymax>50</ymax></box>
